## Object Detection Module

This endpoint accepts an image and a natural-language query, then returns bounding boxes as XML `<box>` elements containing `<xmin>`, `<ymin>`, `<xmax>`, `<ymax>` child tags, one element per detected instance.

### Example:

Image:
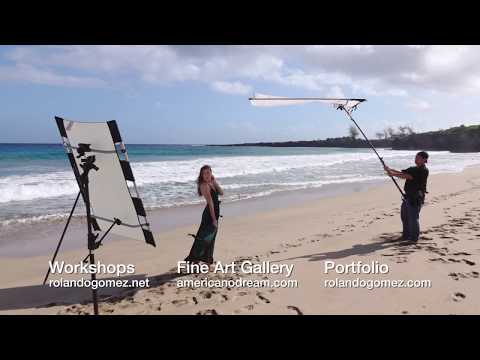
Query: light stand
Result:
<box><xmin>42</xmin><ymin>191</ymin><xmax>81</xmax><ymax>285</ymax></box>
<box><xmin>43</xmin><ymin>144</ymin><xmax>121</xmax><ymax>315</ymax></box>
<box><xmin>48</xmin><ymin>117</ymin><xmax>157</xmax><ymax>314</ymax></box>
<box><xmin>79</xmin><ymin>151</ymin><xmax>100</xmax><ymax>315</ymax></box>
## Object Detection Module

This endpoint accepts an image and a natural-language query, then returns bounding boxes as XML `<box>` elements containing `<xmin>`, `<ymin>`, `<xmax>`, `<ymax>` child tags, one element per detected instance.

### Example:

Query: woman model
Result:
<box><xmin>184</xmin><ymin>165</ymin><xmax>223</xmax><ymax>265</ymax></box>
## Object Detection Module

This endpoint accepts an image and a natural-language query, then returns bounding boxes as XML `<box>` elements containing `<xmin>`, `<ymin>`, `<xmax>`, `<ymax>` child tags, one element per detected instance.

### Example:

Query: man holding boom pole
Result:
<box><xmin>384</xmin><ymin>151</ymin><xmax>429</xmax><ymax>242</ymax></box>
<box><xmin>248</xmin><ymin>95</ymin><xmax>430</xmax><ymax>241</ymax></box>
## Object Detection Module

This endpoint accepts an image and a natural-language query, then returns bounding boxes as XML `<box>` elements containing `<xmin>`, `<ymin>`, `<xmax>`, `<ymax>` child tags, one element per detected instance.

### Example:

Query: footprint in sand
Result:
<box><xmin>287</xmin><ymin>305</ymin><xmax>303</xmax><ymax>315</ymax></box>
<box><xmin>256</xmin><ymin>292</ymin><xmax>271</xmax><ymax>304</ymax></box>
<box><xmin>449</xmin><ymin>272</ymin><xmax>467</xmax><ymax>281</ymax></box>
<box><xmin>449</xmin><ymin>272</ymin><xmax>480</xmax><ymax>281</ymax></box>
<box><xmin>172</xmin><ymin>299</ymin><xmax>189</xmax><ymax>306</ymax></box>
<box><xmin>284</xmin><ymin>243</ymin><xmax>301</xmax><ymax>248</ymax></box>
<box><xmin>452</xmin><ymin>292</ymin><xmax>466</xmax><ymax>302</ymax></box>
<box><xmin>196</xmin><ymin>309</ymin><xmax>218</xmax><ymax>315</ymax></box>
<box><xmin>200</xmin><ymin>290</ymin><xmax>213</xmax><ymax>299</ymax></box>
<box><xmin>398</xmin><ymin>250</ymin><xmax>415</xmax><ymax>254</ymax></box>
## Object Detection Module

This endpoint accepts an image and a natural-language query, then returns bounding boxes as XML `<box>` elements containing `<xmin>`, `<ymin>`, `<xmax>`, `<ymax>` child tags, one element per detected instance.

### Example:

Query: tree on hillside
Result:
<box><xmin>386</xmin><ymin>126</ymin><xmax>396</xmax><ymax>139</ymax></box>
<box><xmin>398</xmin><ymin>126</ymin><xmax>415</xmax><ymax>136</ymax></box>
<box><xmin>375</xmin><ymin>132</ymin><xmax>385</xmax><ymax>140</ymax></box>
<box><xmin>349</xmin><ymin>125</ymin><xmax>359</xmax><ymax>140</ymax></box>
<box><xmin>398</xmin><ymin>126</ymin><xmax>408</xmax><ymax>136</ymax></box>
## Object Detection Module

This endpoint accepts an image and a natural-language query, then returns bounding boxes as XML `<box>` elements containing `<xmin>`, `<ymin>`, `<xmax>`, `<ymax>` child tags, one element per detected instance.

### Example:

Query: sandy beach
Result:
<box><xmin>1</xmin><ymin>166</ymin><xmax>480</xmax><ymax>315</ymax></box>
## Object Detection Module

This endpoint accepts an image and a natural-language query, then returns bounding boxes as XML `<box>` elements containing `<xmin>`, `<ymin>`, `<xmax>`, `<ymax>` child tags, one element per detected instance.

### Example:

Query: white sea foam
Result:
<box><xmin>221</xmin><ymin>175</ymin><xmax>385</xmax><ymax>190</ymax></box>
<box><xmin>0</xmin><ymin>213</ymin><xmax>72</xmax><ymax>228</ymax></box>
<box><xmin>0</xmin><ymin>171</ymin><xmax>77</xmax><ymax>203</ymax></box>
<box><xmin>130</xmin><ymin>150</ymin><xmax>421</xmax><ymax>186</ymax></box>
<box><xmin>0</xmin><ymin>149</ymin><xmax>478</xmax><ymax>211</ymax></box>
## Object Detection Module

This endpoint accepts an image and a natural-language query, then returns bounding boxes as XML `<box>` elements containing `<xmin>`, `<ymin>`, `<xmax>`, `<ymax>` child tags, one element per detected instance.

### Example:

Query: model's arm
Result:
<box><xmin>384</xmin><ymin>166</ymin><xmax>413</xmax><ymax>180</ymax></box>
<box><xmin>201</xmin><ymin>183</ymin><xmax>218</xmax><ymax>227</ymax></box>
<box><xmin>212</xmin><ymin>176</ymin><xmax>224</xmax><ymax>195</ymax></box>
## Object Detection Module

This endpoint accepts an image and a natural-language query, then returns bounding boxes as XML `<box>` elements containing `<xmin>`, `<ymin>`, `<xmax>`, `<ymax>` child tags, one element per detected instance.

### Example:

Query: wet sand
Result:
<box><xmin>0</xmin><ymin>178</ymin><xmax>382</xmax><ymax>257</ymax></box>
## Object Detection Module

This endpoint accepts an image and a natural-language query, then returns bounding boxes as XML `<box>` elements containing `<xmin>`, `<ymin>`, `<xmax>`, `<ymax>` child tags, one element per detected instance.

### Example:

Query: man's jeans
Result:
<box><xmin>401</xmin><ymin>199</ymin><xmax>422</xmax><ymax>241</ymax></box>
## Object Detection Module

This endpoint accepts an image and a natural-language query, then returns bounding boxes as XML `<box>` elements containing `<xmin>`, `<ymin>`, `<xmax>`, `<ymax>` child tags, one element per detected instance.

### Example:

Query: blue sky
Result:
<box><xmin>0</xmin><ymin>45</ymin><xmax>479</xmax><ymax>144</ymax></box>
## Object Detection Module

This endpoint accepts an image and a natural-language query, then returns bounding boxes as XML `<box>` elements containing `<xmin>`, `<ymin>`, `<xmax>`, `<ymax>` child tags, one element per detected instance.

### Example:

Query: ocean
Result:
<box><xmin>1</xmin><ymin>143</ymin><xmax>480</xmax><ymax>231</ymax></box>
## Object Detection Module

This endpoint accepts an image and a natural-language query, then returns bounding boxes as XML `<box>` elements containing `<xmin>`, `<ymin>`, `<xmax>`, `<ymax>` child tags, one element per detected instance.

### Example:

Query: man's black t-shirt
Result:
<box><xmin>402</xmin><ymin>165</ymin><xmax>429</xmax><ymax>202</ymax></box>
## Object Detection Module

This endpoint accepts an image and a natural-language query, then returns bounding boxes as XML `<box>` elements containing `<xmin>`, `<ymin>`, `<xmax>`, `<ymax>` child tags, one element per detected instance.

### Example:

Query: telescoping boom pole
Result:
<box><xmin>338</xmin><ymin>105</ymin><xmax>406</xmax><ymax>199</ymax></box>
<box><xmin>248</xmin><ymin>95</ymin><xmax>406</xmax><ymax>200</ymax></box>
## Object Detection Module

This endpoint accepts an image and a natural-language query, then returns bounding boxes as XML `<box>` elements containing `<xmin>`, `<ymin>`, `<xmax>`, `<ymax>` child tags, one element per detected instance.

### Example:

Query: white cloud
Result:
<box><xmin>327</xmin><ymin>85</ymin><xmax>345</xmax><ymax>98</ymax></box>
<box><xmin>211</xmin><ymin>81</ymin><xmax>253</xmax><ymax>95</ymax></box>
<box><xmin>407</xmin><ymin>99</ymin><xmax>431</xmax><ymax>111</ymax></box>
<box><xmin>0</xmin><ymin>63</ymin><xmax>106</xmax><ymax>88</ymax></box>
<box><xmin>3</xmin><ymin>45</ymin><xmax>480</xmax><ymax>97</ymax></box>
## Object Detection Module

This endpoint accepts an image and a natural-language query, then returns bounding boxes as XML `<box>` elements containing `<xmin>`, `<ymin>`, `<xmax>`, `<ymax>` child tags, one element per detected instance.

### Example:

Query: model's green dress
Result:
<box><xmin>185</xmin><ymin>187</ymin><xmax>220</xmax><ymax>264</ymax></box>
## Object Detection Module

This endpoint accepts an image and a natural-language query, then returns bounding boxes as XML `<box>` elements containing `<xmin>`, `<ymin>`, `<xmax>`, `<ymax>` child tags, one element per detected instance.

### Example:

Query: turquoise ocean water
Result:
<box><xmin>1</xmin><ymin>143</ymin><xmax>479</xmax><ymax>230</ymax></box>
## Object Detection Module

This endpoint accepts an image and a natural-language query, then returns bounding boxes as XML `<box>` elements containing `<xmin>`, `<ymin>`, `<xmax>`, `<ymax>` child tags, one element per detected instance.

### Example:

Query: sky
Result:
<box><xmin>0</xmin><ymin>45</ymin><xmax>479</xmax><ymax>144</ymax></box>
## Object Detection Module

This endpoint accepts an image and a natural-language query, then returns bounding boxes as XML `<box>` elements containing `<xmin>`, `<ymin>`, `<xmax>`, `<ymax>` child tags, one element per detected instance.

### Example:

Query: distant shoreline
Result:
<box><xmin>210</xmin><ymin>124</ymin><xmax>480</xmax><ymax>153</ymax></box>
<box><xmin>3</xmin><ymin>124</ymin><xmax>479</xmax><ymax>152</ymax></box>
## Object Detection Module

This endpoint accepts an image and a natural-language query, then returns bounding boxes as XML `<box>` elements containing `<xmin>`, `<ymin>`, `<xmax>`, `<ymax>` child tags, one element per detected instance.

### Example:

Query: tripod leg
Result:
<box><xmin>43</xmin><ymin>191</ymin><xmax>81</xmax><ymax>285</ymax></box>
<box><xmin>89</xmin><ymin>250</ymin><xmax>99</xmax><ymax>315</ymax></box>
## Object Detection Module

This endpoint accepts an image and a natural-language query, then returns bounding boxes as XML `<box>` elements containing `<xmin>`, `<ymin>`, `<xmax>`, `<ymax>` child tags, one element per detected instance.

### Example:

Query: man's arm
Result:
<box><xmin>384</xmin><ymin>165</ymin><xmax>413</xmax><ymax>180</ymax></box>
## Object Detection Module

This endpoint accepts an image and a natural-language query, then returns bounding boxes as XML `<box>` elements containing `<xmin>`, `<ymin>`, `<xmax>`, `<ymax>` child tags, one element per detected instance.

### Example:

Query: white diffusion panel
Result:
<box><xmin>62</xmin><ymin>119</ymin><xmax>147</xmax><ymax>242</ymax></box>
<box><xmin>249</xmin><ymin>93</ymin><xmax>365</xmax><ymax>111</ymax></box>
